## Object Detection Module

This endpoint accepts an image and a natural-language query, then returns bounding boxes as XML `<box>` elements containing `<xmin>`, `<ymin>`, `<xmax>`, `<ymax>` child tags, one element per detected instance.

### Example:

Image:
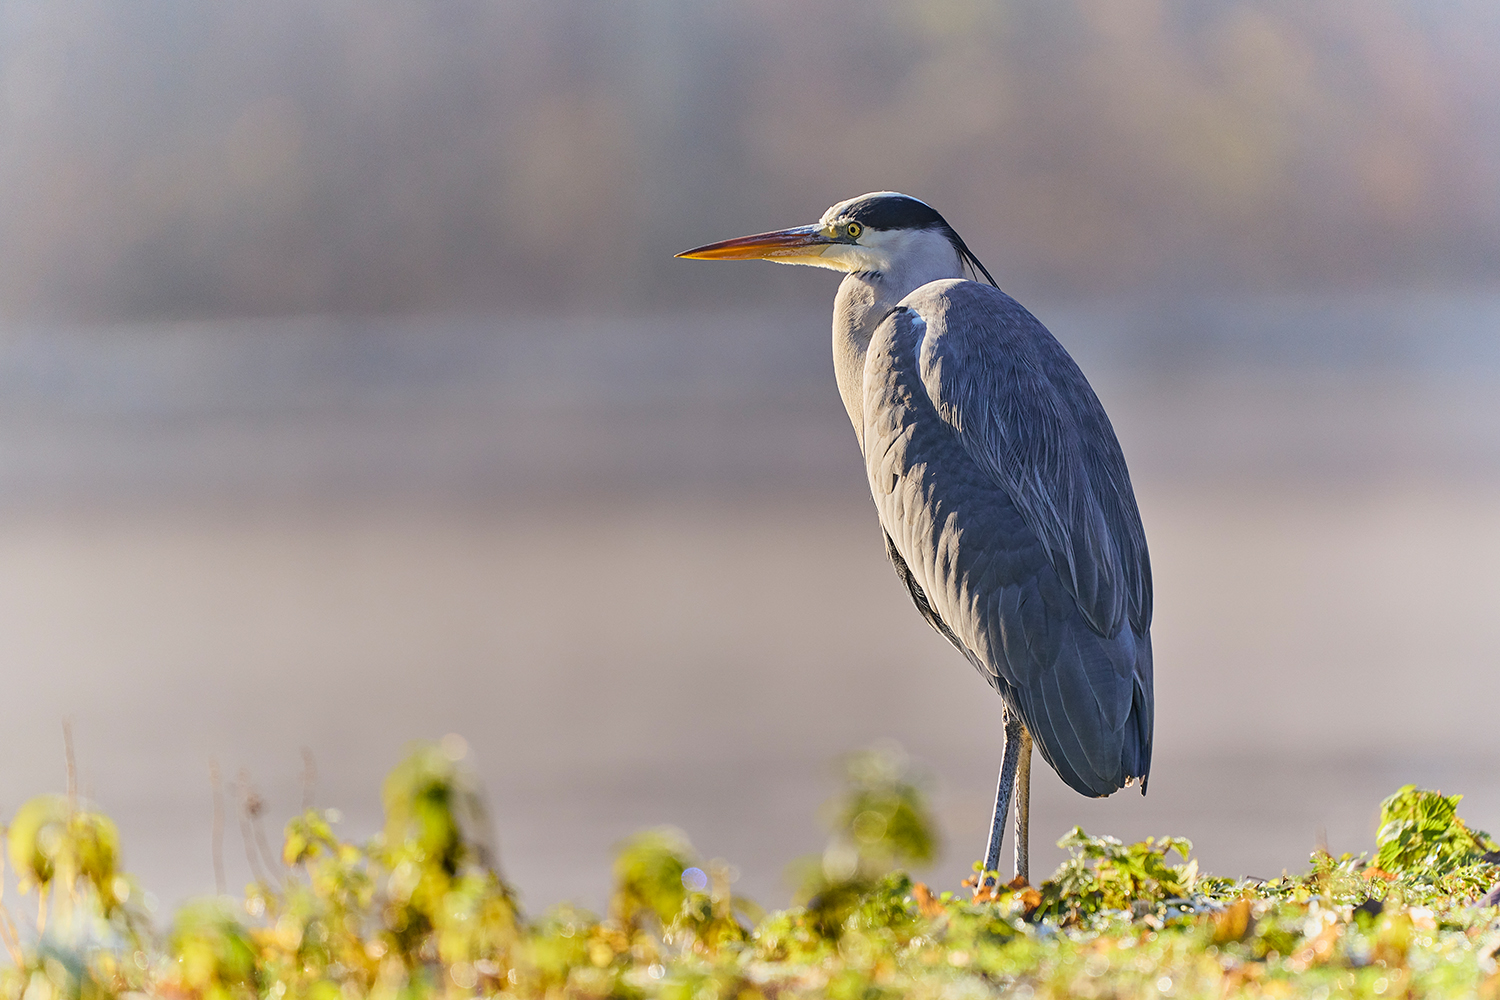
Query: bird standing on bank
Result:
<box><xmin>677</xmin><ymin>192</ymin><xmax>1153</xmax><ymax>886</ymax></box>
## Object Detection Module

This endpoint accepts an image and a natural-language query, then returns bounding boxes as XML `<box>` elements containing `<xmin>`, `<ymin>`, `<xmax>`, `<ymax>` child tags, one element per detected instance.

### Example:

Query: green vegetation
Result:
<box><xmin>3</xmin><ymin>746</ymin><xmax>1499</xmax><ymax>999</ymax></box>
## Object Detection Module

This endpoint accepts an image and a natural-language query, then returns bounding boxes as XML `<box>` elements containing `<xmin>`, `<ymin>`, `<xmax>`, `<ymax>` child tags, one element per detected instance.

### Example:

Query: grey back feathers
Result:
<box><xmin>913</xmin><ymin>282</ymin><xmax>1151</xmax><ymax>637</ymax></box>
<box><xmin>856</xmin><ymin>277</ymin><xmax>1153</xmax><ymax>797</ymax></box>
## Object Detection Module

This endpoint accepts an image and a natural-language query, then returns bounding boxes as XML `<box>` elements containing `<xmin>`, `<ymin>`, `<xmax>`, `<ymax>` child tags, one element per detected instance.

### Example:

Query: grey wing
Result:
<box><xmin>862</xmin><ymin>279</ymin><xmax>1153</xmax><ymax>796</ymax></box>
<box><xmin>914</xmin><ymin>281</ymin><xmax>1151</xmax><ymax>637</ymax></box>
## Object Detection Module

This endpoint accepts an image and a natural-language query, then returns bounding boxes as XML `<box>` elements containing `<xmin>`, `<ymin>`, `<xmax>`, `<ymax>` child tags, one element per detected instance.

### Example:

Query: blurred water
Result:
<box><xmin>0</xmin><ymin>297</ymin><xmax>1497</xmax><ymax>915</ymax></box>
<box><xmin>0</xmin><ymin>295</ymin><xmax>1496</xmax><ymax>500</ymax></box>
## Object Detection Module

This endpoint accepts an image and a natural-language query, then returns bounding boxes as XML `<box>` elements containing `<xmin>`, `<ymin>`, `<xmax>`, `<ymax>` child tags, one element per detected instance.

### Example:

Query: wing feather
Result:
<box><xmin>861</xmin><ymin>279</ymin><xmax>1153</xmax><ymax>796</ymax></box>
<box><xmin>914</xmin><ymin>281</ymin><xmax>1151</xmax><ymax>636</ymax></box>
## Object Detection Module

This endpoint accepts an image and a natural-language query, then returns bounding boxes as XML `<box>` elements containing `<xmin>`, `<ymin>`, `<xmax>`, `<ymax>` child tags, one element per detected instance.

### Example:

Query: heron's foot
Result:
<box><xmin>964</xmin><ymin>868</ymin><xmax>1005</xmax><ymax>902</ymax></box>
<box><xmin>965</xmin><ymin>870</ymin><xmax>1040</xmax><ymax>909</ymax></box>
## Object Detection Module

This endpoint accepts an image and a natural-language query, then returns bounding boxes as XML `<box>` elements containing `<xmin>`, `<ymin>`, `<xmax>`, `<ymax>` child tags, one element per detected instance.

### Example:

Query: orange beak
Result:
<box><xmin>675</xmin><ymin>225</ymin><xmax>834</xmax><ymax>261</ymax></box>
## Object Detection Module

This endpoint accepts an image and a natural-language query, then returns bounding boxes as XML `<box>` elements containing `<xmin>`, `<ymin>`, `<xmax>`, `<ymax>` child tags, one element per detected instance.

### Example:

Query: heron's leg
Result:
<box><xmin>981</xmin><ymin>711</ymin><xmax>1024</xmax><ymax>889</ymax></box>
<box><xmin>1014</xmin><ymin>724</ymin><xmax>1033</xmax><ymax>884</ymax></box>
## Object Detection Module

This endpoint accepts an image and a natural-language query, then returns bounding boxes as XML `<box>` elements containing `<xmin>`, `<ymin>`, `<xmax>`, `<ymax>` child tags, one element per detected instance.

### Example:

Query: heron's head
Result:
<box><xmin>676</xmin><ymin>191</ymin><xmax>995</xmax><ymax>286</ymax></box>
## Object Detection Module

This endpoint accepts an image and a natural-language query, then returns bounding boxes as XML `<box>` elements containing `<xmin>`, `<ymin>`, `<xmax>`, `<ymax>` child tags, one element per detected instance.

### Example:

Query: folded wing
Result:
<box><xmin>862</xmin><ymin>279</ymin><xmax>1153</xmax><ymax>795</ymax></box>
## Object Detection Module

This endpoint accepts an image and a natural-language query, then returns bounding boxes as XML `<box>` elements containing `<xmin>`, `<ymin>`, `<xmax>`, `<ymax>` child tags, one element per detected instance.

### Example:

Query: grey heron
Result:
<box><xmin>677</xmin><ymin>192</ymin><xmax>1153</xmax><ymax>888</ymax></box>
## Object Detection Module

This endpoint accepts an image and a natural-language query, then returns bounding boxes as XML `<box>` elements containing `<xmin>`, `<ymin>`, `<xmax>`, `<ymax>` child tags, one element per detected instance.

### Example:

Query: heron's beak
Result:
<box><xmin>676</xmin><ymin>225</ymin><xmax>834</xmax><ymax>262</ymax></box>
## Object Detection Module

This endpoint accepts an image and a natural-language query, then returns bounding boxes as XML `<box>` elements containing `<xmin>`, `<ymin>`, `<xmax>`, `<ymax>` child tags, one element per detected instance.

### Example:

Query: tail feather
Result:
<box><xmin>1017</xmin><ymin>623</ymin><xmax>1153</xmax><ymax>799</ymax></box>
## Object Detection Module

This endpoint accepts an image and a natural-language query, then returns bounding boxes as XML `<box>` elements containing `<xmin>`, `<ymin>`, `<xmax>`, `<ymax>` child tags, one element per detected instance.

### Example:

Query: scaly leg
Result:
<box><xmin>981</xmin><ymin>711</ymin><xmax>1025</xmax><ymax>889</ymax></box>
<box><xmin>1014</xmin><ymin>724</ymin><xmax>1033</xmax><ymax>884</ymax></box>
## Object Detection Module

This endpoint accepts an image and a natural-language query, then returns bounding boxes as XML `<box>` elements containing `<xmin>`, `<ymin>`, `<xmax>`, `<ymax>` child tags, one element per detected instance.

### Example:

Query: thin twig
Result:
<box><xmin>236</xmin><ymin>772</ymin><xmax>269</xmax><ymax>887</ymax></box>
<box><xmin>49</xmin><ymin>721</ymin><xmax>81</xmax><ymax>937</ymax></box>
<box><xmin>249</xmin><ymin>796</ymin><xmax>283</xmax><ymax>883</ymax></box>
<box><xmin>63</xmin><ymin>719</ymin><xmax>78</xmax><ymax>809</ymax></box>
<box><xmin>0</xmin><ymin>906</ymin><xmax>20</xmax><ymax>967</ymax></box>
<box><xmin>237</xmin><ymin>771</ymin><xmax>284</xmax><ymax>886</ymax></box>
<box><xmin>301</xmin><ymin>748</ymin><xmax>317</xmax><ymax>813</ymax></box>
<box><xmin>210</xmin><ymin>759</ymin><xmax>226</xmax><ymax>896</ymax></box>
<box><xmin>0</xmin><ymin>833</ymin><xmax>25</xmax><ymax>966</ymax></box>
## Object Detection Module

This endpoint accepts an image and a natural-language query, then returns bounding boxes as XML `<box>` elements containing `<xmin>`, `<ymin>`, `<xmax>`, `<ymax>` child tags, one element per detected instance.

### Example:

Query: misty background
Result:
<box><xmin>0</xmin><ymin>0</ymin><xmax>1498</xmax><ymax>913</ymax></box>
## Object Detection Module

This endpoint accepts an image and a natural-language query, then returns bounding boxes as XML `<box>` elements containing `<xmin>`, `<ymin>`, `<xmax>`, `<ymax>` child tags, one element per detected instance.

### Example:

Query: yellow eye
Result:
<box><xmin>846</xmin><ymin>222</ymin><xmax>862</xmax><ymax>240</ymax></box>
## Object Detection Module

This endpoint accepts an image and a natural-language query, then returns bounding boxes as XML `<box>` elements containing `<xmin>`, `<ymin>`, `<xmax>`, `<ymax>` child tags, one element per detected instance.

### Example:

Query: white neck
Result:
<box><xmin>826</xmin><ymin>229</ymin><xmax>964</xmax><ymax>449</ymax></box>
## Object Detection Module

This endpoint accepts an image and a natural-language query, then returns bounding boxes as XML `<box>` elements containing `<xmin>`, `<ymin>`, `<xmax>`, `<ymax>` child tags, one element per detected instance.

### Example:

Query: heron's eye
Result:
<box><xmin>846</xmin><ymin>222</ymin><xmax>862</xmax><ymax>240</ymax></box>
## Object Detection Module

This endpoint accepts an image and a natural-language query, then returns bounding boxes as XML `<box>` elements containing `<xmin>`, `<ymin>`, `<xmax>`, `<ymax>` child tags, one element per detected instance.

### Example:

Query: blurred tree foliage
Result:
<box><xmin>1</xmin><ymin>1</ymin><xmax>1497</xmax><ymax>321</ymax></box>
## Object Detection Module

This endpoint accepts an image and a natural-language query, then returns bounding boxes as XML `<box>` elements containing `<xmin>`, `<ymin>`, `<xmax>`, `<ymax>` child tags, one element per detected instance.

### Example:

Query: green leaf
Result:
<box><xmin>1374</xmin><ymin>785</ymin><xmax>1499</xmax><ymax>874</ymax></box>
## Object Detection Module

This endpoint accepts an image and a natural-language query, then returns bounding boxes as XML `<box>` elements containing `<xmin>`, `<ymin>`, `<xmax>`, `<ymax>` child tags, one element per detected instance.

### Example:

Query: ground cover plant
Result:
<box><xmin>3</xmin><ymin>743</ymin><xmax>1500</xmax><ymax>999</ymax></box>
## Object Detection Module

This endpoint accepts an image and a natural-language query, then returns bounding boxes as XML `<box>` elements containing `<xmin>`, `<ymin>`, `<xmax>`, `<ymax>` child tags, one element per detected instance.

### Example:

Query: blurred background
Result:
<box><xmin>1</xmin><ymin>0</ymin><xmax>1498</xmax><ymax>913</ymax></box>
